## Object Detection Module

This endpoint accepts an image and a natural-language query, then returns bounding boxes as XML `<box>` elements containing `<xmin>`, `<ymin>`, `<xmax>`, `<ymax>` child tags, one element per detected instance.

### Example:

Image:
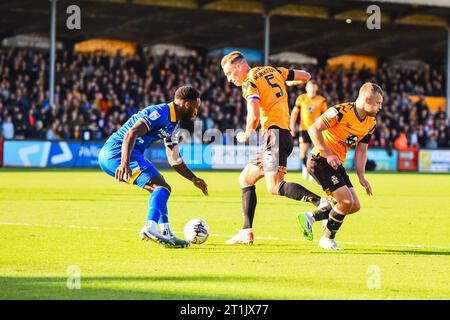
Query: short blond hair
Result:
<box><xmin>221</xmin><ymin>51</ymin><xmax>245</xmax><ymax>67</ymax></box>
<box><xmin>360</xmin><ymin>82</ymin><xmax>384</xmax><ymax>96</ymax></box>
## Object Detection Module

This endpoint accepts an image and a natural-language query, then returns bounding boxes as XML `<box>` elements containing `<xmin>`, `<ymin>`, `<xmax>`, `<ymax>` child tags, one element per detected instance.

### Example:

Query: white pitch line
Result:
<box><xmin>1</xmin><ymin>221</ymin><xmax>449</xmax><ymax>250</ymax></box>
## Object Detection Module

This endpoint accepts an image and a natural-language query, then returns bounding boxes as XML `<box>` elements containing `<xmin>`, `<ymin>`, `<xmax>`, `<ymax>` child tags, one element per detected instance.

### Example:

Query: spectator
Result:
<box><xmin>13</xmin><ymin>112</ymin><xmax>27</xmax><ymax>139</ymax></box>
<box><xmin>0</xmin><ymin>46</ymin><xmax>448</xmax><ymax>149</ymax></box>
<box><xmin>394</xmin><ymin>130</ymin><xmax>408</xmax><ymax>150</ymax></box>
<box><xmin>426</xmin><ymin>131</ymin><xmax>439</xmax><ymax>149</ymax></box>
<box><xmin>409</xmin><ymin>126</ymin><xmax>419</xmax><ymax>147</ymax></box>
<box><xmin>2</xmin><ymin>115</ymin><xmax>14</xmax><ymax>139</ymax></box>
<box><xmin>46</xmin><ymin>122</ymin><xmax>58</xmax><ymax>140</ymax></box>
<box><xmin>437</xmin><ymin>130</ymin><xmax>448</xmax><ymax>148</ymax></box>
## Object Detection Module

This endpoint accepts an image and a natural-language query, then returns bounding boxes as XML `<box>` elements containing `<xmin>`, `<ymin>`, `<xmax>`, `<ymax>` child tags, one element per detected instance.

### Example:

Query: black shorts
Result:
<box><xmin>300</xmin><ymin>130</ymin><xmax>312</xmax><ymax>144</ymax></box>
<box><xmin>307</xmin><ymin>154</ymin><xmax>353</xmax><ymax>194</ymax></box>
<box><xmin>250</xmin><ymin>126</ymin><xmax>294</xmax><ymax>174</ymax></box>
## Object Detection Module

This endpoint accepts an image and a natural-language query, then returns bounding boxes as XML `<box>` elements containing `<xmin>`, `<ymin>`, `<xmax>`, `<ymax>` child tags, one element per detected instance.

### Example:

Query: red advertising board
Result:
<box><xmin>397</xmin><ymin>147</ymin><xmax>418</xmax><ymax>171</ymax></box>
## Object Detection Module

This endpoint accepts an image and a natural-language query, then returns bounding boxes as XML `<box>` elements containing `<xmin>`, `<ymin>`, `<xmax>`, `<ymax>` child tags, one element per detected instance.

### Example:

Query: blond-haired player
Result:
<box><xmin>298</xmin><ymin>83</ymin><xmax>382</xmax><ymax>250</ymax></box>
<box><xmin>221</xmin><ymin>51</ymin><xmax>330</xmax><ymax>244</ymax></box>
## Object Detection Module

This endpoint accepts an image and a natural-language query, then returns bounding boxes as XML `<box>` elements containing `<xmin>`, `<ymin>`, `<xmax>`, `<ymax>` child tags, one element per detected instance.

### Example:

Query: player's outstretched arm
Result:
<box><xmin>166</xmin><ymin>144</ymin><xmax>208</xmax><ymax>195</ymax></box>
<box><xmin>354</xmin><ymin>142</ymin><xmax>372</xmax><ymax>195</ymax></box>
<box><xmin>308</xmin><ymin>117</ymin><xmax>339</xmax><ymax>170</ymax></box>
<box><xmin>285</xmin><ymin>69</ymin><xmax>311</xmax><ymax>86</ymax></box>
<box><xmin>293</xmin><ymin>69</ymin><xmax>311</xmax><ymax>82</ymax></box>
<box><xmin>115</xmin><ymin>120</ymin><xmax>147</xmax><ymax>182</ymax></box>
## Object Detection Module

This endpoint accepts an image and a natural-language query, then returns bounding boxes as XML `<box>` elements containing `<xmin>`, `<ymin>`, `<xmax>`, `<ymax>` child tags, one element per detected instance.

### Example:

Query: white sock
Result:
<box><xmin>159</xmin><ymin>223</ymin><xmax>173</xmax><ymax>236</ymax></box>
<box><xmin>306</xmin><ymin>212</ymin><xmax>315</xmax><ymax>223</ymax></box>
<box><xmin>318</xmin><ymin>197</ymin><xmax>329</xmax><ymax>209</ymax></box>
<box><xmin>145</xmin><ymin>220</ymin><xmax>159</xmax><ymax>233</ymax></box>
<box><xmin>241</xmin><ymin>228</ymin><xmax>252</xmax><ymax>233</ymax></box>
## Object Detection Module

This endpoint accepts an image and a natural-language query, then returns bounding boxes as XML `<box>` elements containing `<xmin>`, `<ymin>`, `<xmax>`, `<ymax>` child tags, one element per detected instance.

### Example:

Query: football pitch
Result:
<box><xmin>0</xmin><ymin>169</ymin><xmax>449</xmax><ymax>300</ymax></box>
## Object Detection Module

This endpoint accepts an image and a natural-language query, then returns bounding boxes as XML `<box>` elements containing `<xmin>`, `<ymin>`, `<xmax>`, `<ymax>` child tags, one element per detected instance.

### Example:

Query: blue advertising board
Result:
<box><xmin>144</xmin><ymin>143</ymin><xmax>212</xmax><ymax>170</ymax></box>
<box><xmin>3</xmin><ymin>140</ymin><xmax>397</xmax><ymax>171</ymax></box>
<box><xmin>343</xmin><ymin>148</ymin><xmax>398</xmax><ymax>171</ymax></box>
<box><xmin>3</xmin><ymin>140</ymin><xmax>212</xmax><ymax>169</ymax></box>
<box><xmin>3</xmin><ymin>140</ymin><xmax>103</xmax><ymax>167</ymax></box>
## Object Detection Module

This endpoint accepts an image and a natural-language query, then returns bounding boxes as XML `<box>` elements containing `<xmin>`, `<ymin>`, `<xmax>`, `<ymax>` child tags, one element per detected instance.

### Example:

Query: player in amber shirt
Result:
<box><xmin>221</xmin><ymin>51</ymin><xmax>330</xmax><ymax>245</ymax></box>
<box><xmin>297</xmin><ymin>83</ymin><xmax>383</xmax><ymax>250</ymax></box>
<box><xmin>289</xmin><ymin>80</ymin><xmax>328</xmax><ymax>180</ymax></box>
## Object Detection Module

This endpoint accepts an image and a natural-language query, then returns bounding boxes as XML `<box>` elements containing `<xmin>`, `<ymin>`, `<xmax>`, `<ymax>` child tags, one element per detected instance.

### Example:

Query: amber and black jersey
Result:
<box><xmin>311</xmin><ymin>102</ymin><xmax>376</xmax><ymax>164</ymax></box>
<box><xmin>294</xmin><ymin>94</ymin><xmax>328</xmax><ymax>130</ymax></box>
<box><xmin>241</xmin><ymin>66</ymin><xmax>294</xmax><ymax>132</ymax></box>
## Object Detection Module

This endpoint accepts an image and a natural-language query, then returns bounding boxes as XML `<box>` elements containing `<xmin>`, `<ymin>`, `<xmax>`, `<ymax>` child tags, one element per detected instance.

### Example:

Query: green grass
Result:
<box><xmin>0</xmin><ymin>169</ymin><xmax>449</xmax><ymax>299</ymax></box>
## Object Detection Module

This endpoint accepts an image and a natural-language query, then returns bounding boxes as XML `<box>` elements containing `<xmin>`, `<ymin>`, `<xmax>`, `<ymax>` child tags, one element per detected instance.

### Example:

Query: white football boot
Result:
<box><xmin>319</xmin><ymin>235</ymin><xmax>341</xmax><ymax>250</ymax></box>
<box><xmin>161</xmin><ymin>226</ymin><xmax>190</xmax><ymax>248</ymax></box>
<box><xmin>226</xmin><ymin>229</ymin><xmax>254</xmax><ymax>245</ymax></box>
<box><xmin>139</xmin><ymin>225</ymin><xmax>177</xmax><ymax>248</ymax></box>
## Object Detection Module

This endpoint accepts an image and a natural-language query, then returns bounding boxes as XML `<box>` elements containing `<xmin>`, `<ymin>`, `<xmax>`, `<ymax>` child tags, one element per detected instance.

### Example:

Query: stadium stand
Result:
<box><xmin>0</xmin><ymin>46</ymin><xmax>448</xmax><ymax>149</ymax></box>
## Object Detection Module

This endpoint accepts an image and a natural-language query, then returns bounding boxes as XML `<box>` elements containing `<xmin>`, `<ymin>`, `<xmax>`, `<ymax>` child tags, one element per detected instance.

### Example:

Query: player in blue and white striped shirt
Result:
<box><xmin>98</xmin><ymin>86</ymin><xmax>208</xmax><ymax>248</ymax></box>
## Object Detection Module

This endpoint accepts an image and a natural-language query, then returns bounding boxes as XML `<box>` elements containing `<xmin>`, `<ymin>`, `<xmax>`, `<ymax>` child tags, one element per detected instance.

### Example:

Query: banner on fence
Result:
<box><xmin>3</xmin><ymin>140</ymin><xmax>103</xmax><ymax>167</ymax></box>
<box><xmin>210</xmin><ymin>145</ymin><xmax>301</xmax><ymax>170</ymax></box>
<box><xmin>3</xmin><ymin>140</ymin><xmax>212</xmax><ymax>169</ymax></box>
<box><xmin>6</xmin><ymin>140</ymin><xmax>445</xmax><ymax>173</ymax></box>
<box><xmin>343</xmin><ymin>148</ymin><xmax>397</xmax><ymax>171</ymax></box>
<box><xmin>144</xmin><ymin>143</ymin><xmax>212</xmax><ymax>170</ymax></box>
<box><xmin>418</xmin><ymin>149</ymin><xmax>450</xmax><ymax>173</ymax></box>
<box><xmin>398</xmin><ymin>148</ymin><xmax>419</xmax><ymax>171</ymax></box>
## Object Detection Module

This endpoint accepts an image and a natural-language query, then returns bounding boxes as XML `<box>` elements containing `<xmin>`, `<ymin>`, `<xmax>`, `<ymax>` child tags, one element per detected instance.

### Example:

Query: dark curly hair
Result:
<box><xmin>174</xmin><ymin>86</ymin><xmax>200</xmax><ymax>102</ymax></box>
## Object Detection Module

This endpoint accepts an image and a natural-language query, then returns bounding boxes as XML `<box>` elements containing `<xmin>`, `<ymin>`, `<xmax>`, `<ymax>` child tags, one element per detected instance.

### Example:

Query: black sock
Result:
<box><xmin>278</xmin><ymin>181</ymin><xmax>321</xmax><ymax>206</ymax></box>
<box><xmin>242</xmin><ymin>185</ymin><xmax>257</xmax><ymax>229</ymax></box>
<box><xmin>312</xmin><ymin>204</ymin><xmax>332</xmax><ymax>221</ymax></box>
<box><xmin>325</xmin><ymin>209</ymin><xmax>346</xmax><ymax>239</ymax></box>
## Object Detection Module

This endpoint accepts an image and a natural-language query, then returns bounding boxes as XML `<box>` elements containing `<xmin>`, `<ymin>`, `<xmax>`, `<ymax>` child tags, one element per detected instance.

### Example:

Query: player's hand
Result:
<box><xmin>359</xmin><ymin>176</ymin><xmax>373</xmax><ymax>196</ymax></box>
<box><xmin>193</xmin><ymin>177</ymin><xmax>208</xmax><ymax>196</ymax></box>
<box><xmin>290</xmin><ymin>129</ymin><xmax>296</xmax><ymax>137</ymax></box>
<box><xmin>115</xmin><ymin>163</ymin><xmax>131</xmax><ymax>182</ymax></box>
<box><xmin>236</xmin><ymin>132</ymin><xmax>249</xmax><ymax>143</ymax></box>
<box><xmin>326</xmin><ymin>154</ymin><xmax>340</xmax><ymax>170</ymax></box>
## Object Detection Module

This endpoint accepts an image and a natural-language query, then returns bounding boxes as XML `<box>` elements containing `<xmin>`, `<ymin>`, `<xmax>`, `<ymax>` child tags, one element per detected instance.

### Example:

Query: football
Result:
<box><xmin>183</xmin><ymin>219</ymin><xmax>209</xmax><ymax>244</ymax></box>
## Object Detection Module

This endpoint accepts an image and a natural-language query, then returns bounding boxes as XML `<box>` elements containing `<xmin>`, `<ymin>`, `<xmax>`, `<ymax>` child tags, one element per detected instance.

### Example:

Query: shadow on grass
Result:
<box><xmin>0</xmin><ymin>275</ymin><xmax>265</xmax><ymax>300</ymax></box>
<box><xmin>308</xmin><ymin>247</ymin><xmax>450</xmax><ymax>256</ymax></box>
<box><xmin>190</xmin><ymin>243</ymin><xmax>315</xmax><ymax>254</ymax></box>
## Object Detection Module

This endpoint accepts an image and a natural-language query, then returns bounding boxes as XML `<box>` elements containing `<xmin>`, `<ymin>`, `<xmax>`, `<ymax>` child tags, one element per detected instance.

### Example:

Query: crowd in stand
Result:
<box><xmin>0</xmin><ymin>46</ymin><xmax>449</xmax><ymax>149</ymax></box>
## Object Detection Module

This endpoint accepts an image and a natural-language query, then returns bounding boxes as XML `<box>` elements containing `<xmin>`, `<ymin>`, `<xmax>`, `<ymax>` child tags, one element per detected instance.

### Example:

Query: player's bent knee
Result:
<box><xmin>159</xmin><ymin>183</ymin><xmax>171</xmax><ymax>193</ymax></box>
<box><xmin>238</xmin><ymin>172</ymin><xmax>248</xmax><ymax>187</ymax></box>
<box><xmin>345</xmin><ymin>200</ymin><xmax>360</xmax><ymax>214</ymax></box>
<box><xmin>239</xmin><ymin>174</ymin><xmax>253</xmax><ymax>187</ymax></box>
<box><xmin>240</xmin><ymin>169</ymin><xmax>260</xmax><ymax>187</ymax></box>
<box><xmin>338</xmin><ymin>198</ymin><xmax>353</xmax><ymax>213</ymax></box>
<box><xmin>348</xmin><ymin>201</ymin><xmax>360</xmax><ymax>214</ymax></box>
<box><xmin>146</xmin><ymin>181</ymin><xmax>172</xmax><ymax>193</ymax></box>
